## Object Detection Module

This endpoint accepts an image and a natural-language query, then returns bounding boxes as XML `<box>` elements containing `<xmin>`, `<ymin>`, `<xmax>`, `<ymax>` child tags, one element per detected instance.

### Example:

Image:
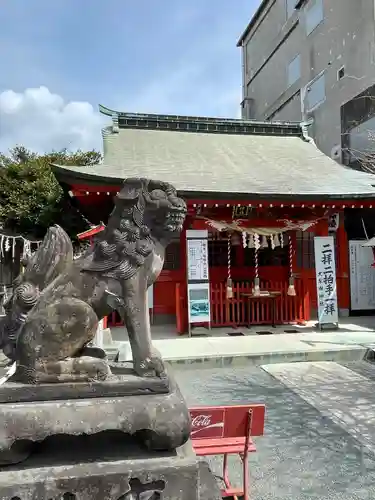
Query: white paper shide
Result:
<box><xmin>314</xmin><ymin>236</ymin><xmax>338</xmax><ymax>325</ymax></box>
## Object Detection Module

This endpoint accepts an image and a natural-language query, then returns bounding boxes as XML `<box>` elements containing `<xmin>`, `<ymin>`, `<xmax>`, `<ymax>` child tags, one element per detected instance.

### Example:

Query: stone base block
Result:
<box><xmin>0</xmin><ymin>437</ymin><xmax>221</xmax><ymax>499</ymax></box>
<box><xmin>0</xmin><ymin>368</ymin><xmax>191</xmax><ymax>465</ymax></box>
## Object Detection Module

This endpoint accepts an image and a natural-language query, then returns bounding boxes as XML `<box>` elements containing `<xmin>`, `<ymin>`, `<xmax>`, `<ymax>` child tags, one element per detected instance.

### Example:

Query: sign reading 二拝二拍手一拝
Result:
<box><xmin>314</xmin><ymin>236</ymin><xmax>338</xmax><ymax>326</ymax></box>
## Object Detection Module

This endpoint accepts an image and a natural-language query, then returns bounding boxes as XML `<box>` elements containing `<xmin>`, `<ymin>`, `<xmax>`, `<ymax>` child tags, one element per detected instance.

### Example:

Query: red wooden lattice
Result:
<box><xmin>109</xmin><ymin>279</ymin><xmax>307</xmax><ymax>330</ymax></box>
<box><xmin>210</xmin><ymin>279</ymin><xmax>306</xmax><ymax>327</ymax></box>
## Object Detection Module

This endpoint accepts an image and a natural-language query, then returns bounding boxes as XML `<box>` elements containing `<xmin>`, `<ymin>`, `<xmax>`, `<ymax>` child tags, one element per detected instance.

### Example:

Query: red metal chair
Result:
<box><xmin>190</xmin><ymin>404</ymin><xmax>266</xmax><ymax>500</ymax></box>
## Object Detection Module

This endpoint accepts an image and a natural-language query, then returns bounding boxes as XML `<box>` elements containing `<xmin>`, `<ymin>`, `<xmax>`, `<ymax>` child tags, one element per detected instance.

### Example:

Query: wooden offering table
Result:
<box><xmin>241</xmin><ymin>291</ymin><xmax>282</xmax><ymax>328</ymax></box>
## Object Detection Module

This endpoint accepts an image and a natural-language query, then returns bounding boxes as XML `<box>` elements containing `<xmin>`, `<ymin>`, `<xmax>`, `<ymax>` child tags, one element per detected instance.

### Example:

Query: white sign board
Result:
<box><xmin>314</xmin><ymin>236</ymin><xmax>338</xmax><ymax>325</ymax></box>
<box><xmin>187</xmin><ymin>238</ymin><xmax>209</xmax><ymax>281</ymax></box>
<box><xmin>188</xmin><ymin>283</ymin><xmax>211</xmax><ymax>324</ymax></box>
<box><xmin>349</xmin><ymin>240</ymin><xmax>375</xmax><ymax>310</ymax></box>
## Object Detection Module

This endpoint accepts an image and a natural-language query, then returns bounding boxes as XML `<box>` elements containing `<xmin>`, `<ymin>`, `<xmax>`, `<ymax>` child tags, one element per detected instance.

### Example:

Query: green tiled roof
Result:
<box><xmin>52</xmin><ymin>110</ymin><xmax>375</xmax><ymax>199</ymax></box>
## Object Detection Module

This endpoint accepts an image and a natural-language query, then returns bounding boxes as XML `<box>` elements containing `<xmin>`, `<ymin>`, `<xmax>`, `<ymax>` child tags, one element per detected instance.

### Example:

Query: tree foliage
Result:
<box><xmin>0</xmin><ymin>146</ymin><xmax>102</xmax><ymax>238</ymax></box>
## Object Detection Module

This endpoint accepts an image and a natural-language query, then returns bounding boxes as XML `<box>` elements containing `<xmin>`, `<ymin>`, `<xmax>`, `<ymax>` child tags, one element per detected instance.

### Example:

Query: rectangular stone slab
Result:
<box><xmin>0</xmin><ymin>370</ymin><xmax>169</xmax><ymax>403</ymax></box>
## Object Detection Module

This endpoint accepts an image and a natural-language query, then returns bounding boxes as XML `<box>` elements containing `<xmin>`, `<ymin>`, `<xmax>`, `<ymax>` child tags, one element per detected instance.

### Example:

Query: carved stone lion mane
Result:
<box><xmin>82</xmin><ymin>178</ymin><xmax>186</xmax><ymax>281</ymax></box>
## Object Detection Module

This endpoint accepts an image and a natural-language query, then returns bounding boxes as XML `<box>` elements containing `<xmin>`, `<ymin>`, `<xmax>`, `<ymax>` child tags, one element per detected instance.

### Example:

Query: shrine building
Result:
<box><xmin>52</xmin><ymin>105</ymin><xmax>375</xmax><ymax>333</ymax></box>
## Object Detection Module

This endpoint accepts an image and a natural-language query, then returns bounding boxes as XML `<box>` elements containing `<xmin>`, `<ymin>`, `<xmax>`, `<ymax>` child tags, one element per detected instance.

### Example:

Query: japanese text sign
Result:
<box><xmin>314</xmin><ymin>236</ymin><xmax>338</xmax><ymax>325</ymax></box>
<box><xmin>186</xmin><ymin>230</ymin><xmax>209</xmax><ymax>282</ymax></box>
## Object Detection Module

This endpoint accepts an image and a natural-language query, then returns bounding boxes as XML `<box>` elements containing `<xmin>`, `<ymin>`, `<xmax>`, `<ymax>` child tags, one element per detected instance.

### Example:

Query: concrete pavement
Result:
<box><xmin>1</xmin><ymin>317</ymin><xmax>375</xmax><ymax>369</ymax></box>
<box><xmin>112</xmin><ymin>329</ymin><xmax>375</xmax><ymax>369</ymax></box>
<box><xmin>175</xmin><ymin>361</ymin><xmax>375</xmax><ymax>499</ymax></box>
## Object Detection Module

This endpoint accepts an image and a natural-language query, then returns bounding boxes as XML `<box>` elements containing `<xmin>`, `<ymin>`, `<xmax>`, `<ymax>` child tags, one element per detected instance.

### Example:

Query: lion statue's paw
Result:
<box><xmin>134</xmin><ymin>349</ymin><xmax>166</xmax><ymax>378</ymax></box>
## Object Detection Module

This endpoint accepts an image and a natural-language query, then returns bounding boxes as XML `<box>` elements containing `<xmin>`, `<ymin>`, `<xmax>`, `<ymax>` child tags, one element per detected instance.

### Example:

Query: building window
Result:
<box><xmin>305</xmin><ymin>0</ymin><xmax>323</xmax><ymax>35</ymax></box>
<box><xmin>287</xmin><ymin>54</ymin><xmax>301</xmax><ymax>87</ymax></box>
<box><xmin>286</xmin><ymin>0</ymin><xmax>296</xmax><ymax>18</ymax></box>
<box><xmin>306</xmin><ymin>73</ymin><xmax>325</xmax><ymax>111</ymax></box>
<box><xmin>337</xmin><ymin>66</ymin><xmax>345</xmax><ymax>80</ymax></box>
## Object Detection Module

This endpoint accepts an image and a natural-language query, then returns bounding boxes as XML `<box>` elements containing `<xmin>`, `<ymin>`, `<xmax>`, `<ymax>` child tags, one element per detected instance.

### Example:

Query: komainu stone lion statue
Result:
<box><xmin>0</xmin><ymin>178</ymin><xmax>187</xmax><ymax>384</ymax></box>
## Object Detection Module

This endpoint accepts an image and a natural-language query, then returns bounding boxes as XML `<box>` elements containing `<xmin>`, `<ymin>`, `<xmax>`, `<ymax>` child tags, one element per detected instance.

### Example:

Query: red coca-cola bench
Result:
<box><xmin>189</xmin><ymin>404</ymin><xmax>266</xmax><ymax>500</ymax></box>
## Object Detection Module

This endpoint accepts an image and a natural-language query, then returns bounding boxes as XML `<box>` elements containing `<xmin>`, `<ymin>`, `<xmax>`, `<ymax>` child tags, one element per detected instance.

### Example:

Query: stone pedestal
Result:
<box><xmin>0</xmin><ymin>437</ymin><xmax>220</xmax><ymax>499</ymax></box>
<box><xmin>0</xmin><ymin>366</ymin><xmax>220</xmax><ymax>499</ymax></box>
<box><xmin>0</xmin><ymin>366</ymin><xmax>190</xmax><ymax>463</ymax></box>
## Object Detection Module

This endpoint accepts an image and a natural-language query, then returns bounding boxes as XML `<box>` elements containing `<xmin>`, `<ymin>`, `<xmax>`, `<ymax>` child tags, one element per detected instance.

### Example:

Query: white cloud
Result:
<box><xmin>0</xmin><ymin>86</ymin><xmax>106</xmax><ymax>154</ymax></box>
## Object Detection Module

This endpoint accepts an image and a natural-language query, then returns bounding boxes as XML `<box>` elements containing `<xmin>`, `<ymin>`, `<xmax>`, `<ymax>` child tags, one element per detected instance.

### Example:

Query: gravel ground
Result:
<box><xmin>175</xmin><ymin>362</ymin><xmax>375</xmax><ymax>500</ymax></box>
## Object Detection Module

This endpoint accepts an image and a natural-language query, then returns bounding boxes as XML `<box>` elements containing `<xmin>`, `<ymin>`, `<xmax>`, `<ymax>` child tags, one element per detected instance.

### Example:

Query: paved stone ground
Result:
<box><xmin>2</xmin><ymin>359</ymin><xmax>375</xmax><ymax>498</ymax></box>
<box><xmin>112</xmin><ymin>315</ymin><xmax>375</xmax><ymax>341</ymax></box>
<box><xmin>175</xmin><ymin>362</ymin><xmax>375</xmax><ymax>500</ymax></box>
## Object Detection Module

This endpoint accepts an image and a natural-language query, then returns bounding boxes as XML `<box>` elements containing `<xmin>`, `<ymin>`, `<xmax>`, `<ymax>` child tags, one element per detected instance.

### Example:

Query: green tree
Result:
<box><xmin>0</xmin><ymin>146</ymin><xmax>102</xmax><ymax>238</ymax></box>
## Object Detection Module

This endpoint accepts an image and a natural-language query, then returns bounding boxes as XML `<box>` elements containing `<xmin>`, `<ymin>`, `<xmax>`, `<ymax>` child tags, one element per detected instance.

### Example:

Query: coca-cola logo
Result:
<box><xmin>191</xmin><ymin>414</ymin><xmax>212</xmax><ymax>428</ymax></box>
<box><xmin>190</xmin><ymin>408</ymin><xmax>225</xmax><ymax>439</ymax></box>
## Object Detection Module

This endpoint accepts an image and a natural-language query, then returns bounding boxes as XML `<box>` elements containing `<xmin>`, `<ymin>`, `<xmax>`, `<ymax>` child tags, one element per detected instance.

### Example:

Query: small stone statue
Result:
<box><xmin>0</xmin><ymin>178</ymin><xmax>186</xmax><ymax>384</ymax></box>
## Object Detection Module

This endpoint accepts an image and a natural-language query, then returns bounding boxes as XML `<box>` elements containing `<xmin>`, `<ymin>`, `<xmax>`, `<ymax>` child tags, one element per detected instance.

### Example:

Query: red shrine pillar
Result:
<box><xmin>336</xmin><ymin>211</ymin><xmax>350</xmax><ymax>316</ymax></box>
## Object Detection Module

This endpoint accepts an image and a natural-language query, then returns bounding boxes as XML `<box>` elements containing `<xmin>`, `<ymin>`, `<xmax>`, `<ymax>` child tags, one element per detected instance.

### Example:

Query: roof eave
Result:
<box><xmin>236</xmin><ymin>0</ymin><xmax>270</xmax><ymax>46</ymax></box>
<box><xmin>185</xmin><ymin>191</ymin><xmax>375</xmax><ymax>201</ymax></box>
<box><xmin>52</xmin><ymin>164</ymin><xmax>124</xmax><ymax>187</ymax></box>
<box><xmin>99</xmin><ymin>104</ymin><xmax>116</xmax><ymax>116</ymax></box>
<box><xmin>51</xmin><ymin>165</ymin><xmax>375</xmax><ymax>201</ymax></box>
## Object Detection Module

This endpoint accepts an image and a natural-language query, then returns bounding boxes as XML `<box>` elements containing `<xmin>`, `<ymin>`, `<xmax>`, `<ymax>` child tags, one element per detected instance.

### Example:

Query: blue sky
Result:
<box><xmin>0</xmin><ymin>0</ymin><xmax>260</xmax><ymax>151</ymax></box>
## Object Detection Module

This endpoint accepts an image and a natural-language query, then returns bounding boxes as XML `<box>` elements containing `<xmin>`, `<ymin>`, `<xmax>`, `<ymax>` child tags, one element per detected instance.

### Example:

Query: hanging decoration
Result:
<box><xmin>226</xmin><ymin>233</ymin><xmax>233</xmax><ymax>299</ymax></box>
<box><xmin>287</xmin><ymin>235</ymin><xmax>297</xmax><ymax>297</ymax></box>
<box><xmin>12</xmin><ymin>238</ymin><xmax>16</xmax><ymax>262</ymax></box>
<box><xmin>270</xmin><ymin>235</ymin><xmax>275</xmax><ymax>250</ymax></box>
<box><xmin>4</xmin><ymin>238</ymin><xmax>10</xmax><ymax>254</ymax></box>
<box><xmin>201</xmin><ymin>216</ymin><xmax>323</xmax><ymax>235</ymax></box>
<box><xmin>253</xmin><ymin>233</ymin><xmax>261</xmax><ymax>296</ymax></box>
<box><xmin>253</xmin><ymin>233</ymin><xmax>260</xmax><ymax>251</ymax></box>
<box><xmin>22</xmin><ymin>239</ymin><xmax>32</xmax><ymax>261</ymax></box>
<box><xmin>200</xmin><ymin>213</ymin><xmax>308</xmax><ymax>300</ymax></box>
<box><xmin>242</xmin><ymin>231</ymin><xmax>247</xmax><ymax>248</ymax></box>
<box><xmin>247</xmin><ymin>234</ymin><xmax>253</xmax><ymax>248</ymax></box>
<box><xmin>260</xmin><ymin>235</ymin><xmax>268</xmax><ymax>249</ymax></box>
<box><xmin>0</xmin><ymin>232</ymin><xmax>41</xmax><ymax>263</ymax></box>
